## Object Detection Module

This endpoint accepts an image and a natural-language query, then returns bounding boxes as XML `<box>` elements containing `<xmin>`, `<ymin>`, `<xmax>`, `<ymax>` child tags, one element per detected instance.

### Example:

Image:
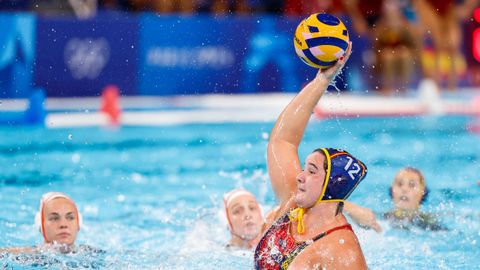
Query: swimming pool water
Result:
<box><xmin>1</xmin><ymin>115</ymin><xmax>479</xmax><ymax>269</ymax></box>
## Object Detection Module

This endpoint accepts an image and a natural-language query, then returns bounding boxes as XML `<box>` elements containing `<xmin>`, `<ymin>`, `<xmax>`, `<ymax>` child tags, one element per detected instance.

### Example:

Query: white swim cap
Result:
<box><xmin>223</xmin><ymin>189</ymin><xmax>262</xmax><ymax>231</ymax></box>
<box><xmin>34</xmin><ymin>192</ymin><xmax>82</xmax><ymax>243</ymax></box>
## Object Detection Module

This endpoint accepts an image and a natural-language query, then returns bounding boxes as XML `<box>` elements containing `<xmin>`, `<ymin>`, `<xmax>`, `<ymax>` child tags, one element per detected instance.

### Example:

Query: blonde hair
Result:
<box><xmin>397</xmin><ymin>167</ymin><xmax>426</xmax><ymax>187</ymax></box>
<box><xmin>393</xmin><ymin>167</ymin><xmax>429</xmax><ymax>204</ymax></box>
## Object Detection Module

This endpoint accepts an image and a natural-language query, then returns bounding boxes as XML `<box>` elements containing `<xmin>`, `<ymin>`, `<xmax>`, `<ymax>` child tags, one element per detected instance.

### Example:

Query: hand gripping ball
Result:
<box><xmin>294</xmin><ymin>13</ymin><xmax>349</xmax><ymax>69</ymax></box>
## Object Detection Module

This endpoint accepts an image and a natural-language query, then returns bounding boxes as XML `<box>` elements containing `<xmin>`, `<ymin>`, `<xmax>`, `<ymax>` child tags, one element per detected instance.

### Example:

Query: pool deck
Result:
<box><xmin>1</xmin><ymin>90</ymin><xmax>480</xmax><ymax>128</ymax></box>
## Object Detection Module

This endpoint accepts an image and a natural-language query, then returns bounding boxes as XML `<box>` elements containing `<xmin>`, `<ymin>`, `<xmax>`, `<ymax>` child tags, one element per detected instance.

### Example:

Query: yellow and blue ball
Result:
<box><xmin>294</xmin><ymin>13</ymin><xmax>349</xmax><ymax>69</ymax></box>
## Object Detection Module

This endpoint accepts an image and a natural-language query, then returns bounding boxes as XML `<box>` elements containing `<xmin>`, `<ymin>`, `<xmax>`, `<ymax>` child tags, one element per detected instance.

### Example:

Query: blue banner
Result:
<box><xmin>0</xmin><ymin>13</ymin><xmax>36</xmax><ymax>98</ymax></box>
<box><xmin>242</xmin><ymin>17</ymin><xmax>316</xmax><ymax>93</ymax></box>
<box><xmin>139</xmin><ymin>15</ymin><xmax>249</xmax><ymax>95</ymax></box>
<box><xmin>138</xmin><ymin>15</ymin><xmax>320</xmax><ymax>95</ymax></box>
<box><xmin>34</xmin><ymin>14</ymin><xmax>138</xmax><ymax>97</ymax></box>
<box><xmin>1</xmin><ymin>12</ymin><xmax>478</xmax><ymax>98</ymax></box>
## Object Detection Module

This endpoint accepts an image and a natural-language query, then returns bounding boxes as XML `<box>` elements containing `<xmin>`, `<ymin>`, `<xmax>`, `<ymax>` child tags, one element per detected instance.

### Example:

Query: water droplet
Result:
<box><xmin>71</xmin><ymin>153</ymin><xmax>81</xmax><ymax>163</ymax></box>
<box><xmin>117</xmin><ymin>194</ymin><xmax>126</xmax><ymax>202</ymax></box>
<box><xmin>131</xmin><ymin>172</ymin><xmax>143</xmax><ymax>183</ymax></box>
<box><xmin>339</xmin><ymin>239</ymin><xmax>345</xmax><ymax>244</ymax></box>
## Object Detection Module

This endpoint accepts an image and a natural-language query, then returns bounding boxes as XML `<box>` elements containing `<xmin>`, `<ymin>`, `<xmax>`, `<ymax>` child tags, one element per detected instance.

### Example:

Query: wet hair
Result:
<box><xmin>335</xmin><ymin>202</ymin><xmax>344</xmax><ymax>215</ymax></box>
<box><xmin>312</xmin><ymin>148</ymin><xmax>328</xmax><ymax>170</ymax></box>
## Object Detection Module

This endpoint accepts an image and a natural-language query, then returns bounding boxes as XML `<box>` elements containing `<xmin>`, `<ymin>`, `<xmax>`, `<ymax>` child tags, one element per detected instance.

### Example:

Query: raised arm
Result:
<box><xmin>267</xmin><ymin>43</ymin><xmax>352</xmax><ymax>205</ymax></box>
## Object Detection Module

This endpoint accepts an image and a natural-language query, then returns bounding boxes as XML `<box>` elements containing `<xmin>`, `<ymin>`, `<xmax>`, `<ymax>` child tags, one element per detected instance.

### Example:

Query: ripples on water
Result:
<box><xmin>0</xmin><ymin>116</ymin><xmax>479</xmax><ymax>269</ymax></box>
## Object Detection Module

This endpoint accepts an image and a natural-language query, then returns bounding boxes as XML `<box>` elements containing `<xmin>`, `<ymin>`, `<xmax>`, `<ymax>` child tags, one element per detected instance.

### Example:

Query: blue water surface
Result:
<box><xmin>0</xmin><ymin>115</ymin><xmax>479</xmax><ymax>269</ymax></box>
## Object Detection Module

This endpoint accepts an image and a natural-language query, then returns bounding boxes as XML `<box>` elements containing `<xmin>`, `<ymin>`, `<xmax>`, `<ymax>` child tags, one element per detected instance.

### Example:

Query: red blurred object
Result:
<box><xmin>474</xmin><ymin>29</ymin><xmax>480</xmax><ymax>62</ymax></box>
<box><xmin>101</xmin><ymin>85</ymin><xmax>121</xmax><ymax>125</ymax></box>
<box><xmin>284</xmin><ymin>0</ymin><xmax>345</xmax><ymax>16</ymax></box>
<box><xmin>468</xmin><ymin>123</ymin><xmax>480</xmax><ymax>133</ymax></box>
<box><xmin>474</xmin><ymin>7</ymin><xmax>480</xmax><ymax>22</ymax></box>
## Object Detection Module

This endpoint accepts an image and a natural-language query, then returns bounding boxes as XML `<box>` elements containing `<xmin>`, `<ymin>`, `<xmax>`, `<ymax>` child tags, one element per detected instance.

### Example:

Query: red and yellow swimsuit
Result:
<box><xmin>254</xmin><ymin>214</ymin><xmax>353</xmax><ymax>270</ymax></box>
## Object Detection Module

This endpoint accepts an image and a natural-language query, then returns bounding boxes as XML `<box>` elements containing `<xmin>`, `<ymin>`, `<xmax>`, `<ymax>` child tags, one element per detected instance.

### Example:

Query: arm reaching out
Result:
<box><xmin>0</xmin><ymin>247</ymin><xmax>37</xmax><ymax>254</ymax></box>
<box><xmin>267</xmin><ymin>42</ymin><xmax>353</xmax><ymax>205</ymax></box>
<box><xmin>344</xmin><ymin>201</ymin><xmax>382</xmax><ymax>232</ymax></box>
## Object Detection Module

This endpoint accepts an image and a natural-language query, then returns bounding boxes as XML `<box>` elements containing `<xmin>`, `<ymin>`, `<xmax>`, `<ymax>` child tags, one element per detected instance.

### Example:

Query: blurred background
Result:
<box><xmin>0</xmin><ymin>0</ymin><xmax>479</xmax><ymax>99</ymax></box>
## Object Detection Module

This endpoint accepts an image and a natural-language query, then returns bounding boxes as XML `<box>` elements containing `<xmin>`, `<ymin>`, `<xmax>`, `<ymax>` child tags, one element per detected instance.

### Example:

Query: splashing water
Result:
<box><xmin>0</xmin><ymin>117</ymin><xmax>478</xmax><ymax>269</ymax></box>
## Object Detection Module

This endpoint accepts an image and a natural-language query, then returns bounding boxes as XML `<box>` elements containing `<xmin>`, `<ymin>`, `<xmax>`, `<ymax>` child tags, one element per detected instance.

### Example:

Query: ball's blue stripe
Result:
<box><xmin>316</xmin><ymin>13</ymin><xmax>340</xmax><ymax>26</ymax></box>
<box><xmin>302</xmin><ymin>49</ymin><xmax>337</xmax><ymax>67</ymax></box>
<box><xmin>308</xmin><ymin>26</ymin><xmax>319</xmax><ymax>33</ymax></box>
<box><xmin>305</xmin><ymin>37</ymin><xmax>349</xmax><ymax>50</ymax></box>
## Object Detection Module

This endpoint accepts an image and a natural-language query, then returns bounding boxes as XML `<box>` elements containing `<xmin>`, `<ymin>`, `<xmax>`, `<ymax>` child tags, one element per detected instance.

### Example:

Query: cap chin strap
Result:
<box><xmin>289</xmin><ymin>148</ymin><xmax>338</xmax><ymax>234</ymax></box>
<box><xmin>289</xmin><ymin>208</ymin><xmax>306</xmax><ymax>234</ymax></box>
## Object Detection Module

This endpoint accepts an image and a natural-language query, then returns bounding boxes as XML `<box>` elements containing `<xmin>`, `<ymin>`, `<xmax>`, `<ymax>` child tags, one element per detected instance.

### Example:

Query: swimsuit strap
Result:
<box><xmin>312</xmin><ymin>224</ymin><xmax>352</xmax><ymax>241</ymax></box>
<box><xmin>280</xmin><ymin>224</ymin><xmax>353</xmax><ymax>270</ymax></box>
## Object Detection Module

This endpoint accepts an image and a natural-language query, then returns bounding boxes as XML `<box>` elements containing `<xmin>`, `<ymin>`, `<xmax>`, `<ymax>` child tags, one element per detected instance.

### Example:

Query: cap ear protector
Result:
<box><xmin>389</xmin><ymin>186</ymin><xmax>429</xmax><ymax>204</ymax></box>
<box><xmin>34</xmin><ymin>192</ymin><xmax>82</xmax><ymax>243</ymax></box>
<box><xmin>316</xmin><ymin>148</ymin><xmax>368</xmax><ymax>202</ymax></box>
<box><xmin>290</xmin><ymin>148</ymin><xmax>367</xmax><ymax>234</ymax></box>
